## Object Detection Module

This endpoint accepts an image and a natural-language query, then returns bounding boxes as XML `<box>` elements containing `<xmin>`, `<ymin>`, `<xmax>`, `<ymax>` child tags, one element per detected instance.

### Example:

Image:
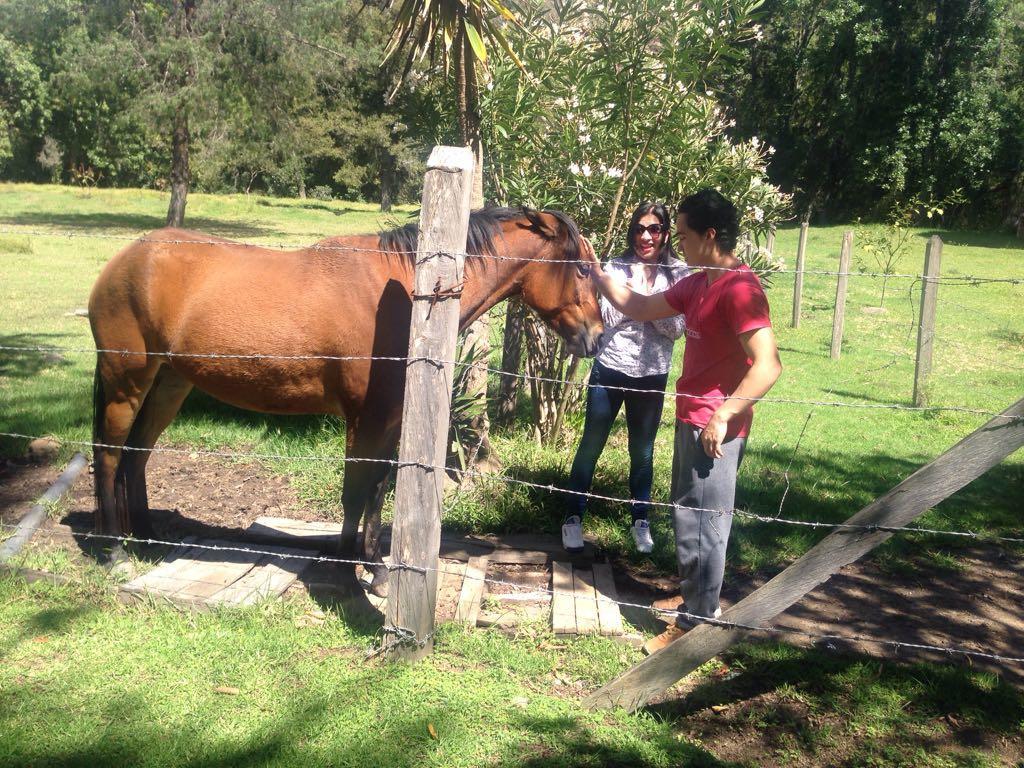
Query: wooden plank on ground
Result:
<box><xmin>216</xmin><ymin>544</ymin><xmax>314</xmax><ymax>605</ymax></box>
<box><xmin>586</xmin><ymin>397</ymin><xmax>1024</xmax><ymax>712</ymax></box>
<box><xmin>551</xmin><ymin>561</ymin><xmax>576</xmax><ymax>635</ymax></box>
<box><xmin>592</xmin><ymin>563</ymin><xmax>624</xmax><ymax>637</ymax></box>
<box><xmin>435</xmin><ymin>560</ymin><xmax>467</xmax><ymax>622</ymax></box>
<box><xmin>164</xmin><ymin>541</ymin><xmax>262</xmax><ymax>601</ymax></box>
<box><xmin>573</xmin><ymin>567</ymin><xmax>600</xmax><ymax>635</ymax></box>
<box><xmin>455</xmin><ymin>555</ymin><xmax>488</xmax><ymax>626</ymax></box>
<box><xmin>246</xmin><ymin>517</ymin><xmax>341</xmax><ymax>549</ymax></box>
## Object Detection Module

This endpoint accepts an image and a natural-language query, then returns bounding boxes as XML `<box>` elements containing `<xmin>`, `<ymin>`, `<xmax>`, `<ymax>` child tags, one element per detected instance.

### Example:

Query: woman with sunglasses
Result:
<box><xmin>562</xmin><ymin>202</ymin><xmax>689</xmax><ymax>554</ymax></box>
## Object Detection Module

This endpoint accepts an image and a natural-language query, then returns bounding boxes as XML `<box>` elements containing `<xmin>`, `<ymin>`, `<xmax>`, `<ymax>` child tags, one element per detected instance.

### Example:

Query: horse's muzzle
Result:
<box><xmin>566</xmin><ymin>324</ymin><xmax>603</xmax><ymax>358</ymax></box>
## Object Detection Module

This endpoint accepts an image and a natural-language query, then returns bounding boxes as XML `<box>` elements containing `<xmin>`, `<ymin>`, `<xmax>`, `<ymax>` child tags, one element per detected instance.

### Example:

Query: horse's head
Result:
<box><xmin>497</xmin><ymin>208</ymin><xmax>603</xmax><ymax>357</ymax></box>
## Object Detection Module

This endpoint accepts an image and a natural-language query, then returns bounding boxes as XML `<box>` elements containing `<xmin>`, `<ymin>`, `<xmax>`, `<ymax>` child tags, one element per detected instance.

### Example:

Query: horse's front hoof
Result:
<box><xmin>104</xmin><ymin>547</ymin><xmax>137</xmax><ymax>581</ymax></box>
<box><xmin>368</xmin><ymin>572</ymin><xmax>389</xmax><ymax>598</ymax></box>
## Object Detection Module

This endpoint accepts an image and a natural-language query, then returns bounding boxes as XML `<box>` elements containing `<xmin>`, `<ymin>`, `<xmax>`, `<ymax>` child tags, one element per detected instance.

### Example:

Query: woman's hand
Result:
<box><xmin>580</xmin><ymin>236</ymin><xmax>605</xmax><ymax>279</ymax></box>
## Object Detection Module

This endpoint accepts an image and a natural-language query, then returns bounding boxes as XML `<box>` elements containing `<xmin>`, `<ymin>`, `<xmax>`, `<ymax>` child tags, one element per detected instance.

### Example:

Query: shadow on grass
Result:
<box><xmin>0</xmin><ymin>332</ymin><xmax>77</xmax><ymax>379</ymax></box>
<box><xmin>494</xmin><ymin>713</ymin><xmax>731</xmax><ymax>767</ymax></box>
<box><xmin>0</xmin><ymin>681</ymin><xmax>730</xmax><ymax>768</ymax></box>
<box><xmin>0</xmin><ymin>211</ymin><xmax>274</xmax><ymax>239</ymax></box>
<box><xmin>0</xmin><ymin>596</ymin><xmax>97</xmax><ymax>660</ymax></box>
<box><xmin>647</xmin><ymin>642</ymin><xmax>1024</xmax><ymax>760</ymax></box>
<box><xmin>915</xmin><ymin>229</ymin><xmax>1023</xmax><ymax>251</ymax></box>
<box><xmin>254</xmin><ymin>198</ymin><xmax>366</xmax><ymax>217</ymax></box>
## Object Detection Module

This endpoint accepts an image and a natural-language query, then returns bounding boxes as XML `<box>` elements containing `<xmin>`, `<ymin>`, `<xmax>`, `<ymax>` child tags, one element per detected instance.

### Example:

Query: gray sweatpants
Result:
<box><xmin>670</xmin><ymin>423</ymin><xmax>746</xmax><ymax>626</ymax></box>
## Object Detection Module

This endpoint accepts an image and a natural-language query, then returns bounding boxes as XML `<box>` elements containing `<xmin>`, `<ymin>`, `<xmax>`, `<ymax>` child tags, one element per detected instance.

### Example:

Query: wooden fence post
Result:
<box><xmin>792</xmin><ymin>222</ymin><xmax>808</xmax><ymax>328</ymax></box>
<box><xmin>585</xmin><ymin>397</ymin><xmax>1024</xmax><ymax>712</ymax></box>
<box><xmin>385</xmin><ymin>145</ymin><xmax>474</xmax><ymax>661</ymax></box>
<box><xmin>830</xmin><ymin>230</ymin><xmax>853</xmax><ymax>359</ymax></box>
<box><xmin>913</xmin><ymin>236</ymin><xmax>942</xmax><ymax>407</ymax></box>
<box><xmin>766</xmin><ymin>225</ymin><xmax>776</xmax><ymax>256</ymax></box>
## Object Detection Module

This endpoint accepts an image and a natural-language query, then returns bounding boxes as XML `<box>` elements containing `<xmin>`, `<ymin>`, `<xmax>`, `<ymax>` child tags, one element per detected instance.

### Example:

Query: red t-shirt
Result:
<box><xmin>663</xmin><ymin>265</ymin><xmax>772</xmax><ymax>438</ymax></box>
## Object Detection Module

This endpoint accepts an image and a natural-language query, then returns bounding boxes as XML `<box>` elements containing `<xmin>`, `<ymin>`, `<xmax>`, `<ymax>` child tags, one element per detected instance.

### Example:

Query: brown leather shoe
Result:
<box><xmin>642</xmin><ymin>624</ymin><xmax>687</xmax><ymax>655</ymax></box>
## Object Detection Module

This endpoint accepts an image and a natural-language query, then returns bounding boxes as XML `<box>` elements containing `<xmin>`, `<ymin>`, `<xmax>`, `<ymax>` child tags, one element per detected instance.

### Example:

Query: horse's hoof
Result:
<box><xmin>368</xmin><ymin>575</ymin><xmax>389</xmax><ymax>599</ymax></box>
<box><xmin>107</xmin><ymin>558</ymin><xmax>138</xmax><ymax>582</ymax></box>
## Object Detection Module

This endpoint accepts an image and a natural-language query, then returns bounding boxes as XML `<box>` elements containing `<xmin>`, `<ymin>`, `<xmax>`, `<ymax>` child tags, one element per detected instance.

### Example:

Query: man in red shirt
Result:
<box><xmin>587</xmin><ymin>188</ymin><xmax>782</xmax><ymax>654</ymax></box>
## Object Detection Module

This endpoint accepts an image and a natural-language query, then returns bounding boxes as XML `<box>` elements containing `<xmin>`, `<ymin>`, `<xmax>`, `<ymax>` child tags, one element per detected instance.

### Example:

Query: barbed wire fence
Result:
<box><xmin>1</xmin><ymin>217</ymin><xmax>1022</xmax><ymax>675</ymax></box>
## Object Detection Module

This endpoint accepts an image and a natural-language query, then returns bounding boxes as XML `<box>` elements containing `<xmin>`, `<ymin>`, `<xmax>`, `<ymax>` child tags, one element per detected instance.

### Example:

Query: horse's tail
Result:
<box><xmin>92</xmin><ymin>357</ymin><xmax>104</xmax><ymax>511</ymax></box>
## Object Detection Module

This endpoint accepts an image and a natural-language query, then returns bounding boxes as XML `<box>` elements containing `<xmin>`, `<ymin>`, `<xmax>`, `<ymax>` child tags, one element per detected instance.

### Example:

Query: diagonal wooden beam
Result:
<box><xmin>586</xmin><ymin>398</ymin><xmax>1024</xmax><ymax>712</ymax></box>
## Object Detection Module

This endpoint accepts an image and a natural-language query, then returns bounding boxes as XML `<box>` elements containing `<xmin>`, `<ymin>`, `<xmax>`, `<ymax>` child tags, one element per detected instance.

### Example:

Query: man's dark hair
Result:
<box><xmin>677</xmin><ymin>188</ymin><xmax>740</xmax><ymax>252</ymax></box>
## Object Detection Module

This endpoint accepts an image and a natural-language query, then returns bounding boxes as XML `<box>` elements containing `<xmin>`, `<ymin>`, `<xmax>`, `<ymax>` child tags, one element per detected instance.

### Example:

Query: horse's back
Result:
<box><xmin>88</xmin><ymin>227</ymin><xmax>412</xmax><ymax>417</ymax></box>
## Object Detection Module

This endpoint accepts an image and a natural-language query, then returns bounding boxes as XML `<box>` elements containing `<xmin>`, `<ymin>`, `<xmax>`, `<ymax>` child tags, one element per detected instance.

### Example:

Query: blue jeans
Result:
<box><xmin>566</xmin><ymin>361</ymin><xmax>669</xmax><ymax>522</ymax></box>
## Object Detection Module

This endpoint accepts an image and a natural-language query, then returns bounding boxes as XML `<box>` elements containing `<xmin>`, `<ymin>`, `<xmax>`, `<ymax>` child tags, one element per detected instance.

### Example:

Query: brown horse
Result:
<box><xmin>89</xmin><ymin>207</ymin><xmax>602</xmax><ymax>593</ymax></box>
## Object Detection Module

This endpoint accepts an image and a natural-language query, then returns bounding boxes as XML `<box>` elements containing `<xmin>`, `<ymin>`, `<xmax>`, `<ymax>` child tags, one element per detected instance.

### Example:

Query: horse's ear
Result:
<box><xmin>521</xmin><ymin>209</ymin><xmax>560</xmax><ymax>239</ymax></box>
<box><xmin>576</xmin><ymin>236</ymin><xmax>597</xmax><ymax>276</ymax></box>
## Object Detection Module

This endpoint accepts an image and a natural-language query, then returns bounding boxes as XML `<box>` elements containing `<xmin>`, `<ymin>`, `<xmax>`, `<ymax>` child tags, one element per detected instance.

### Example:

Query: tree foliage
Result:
<box><xmin>0</xmin><ymin>0</ymin><xmax>441</xmax><ymax>205</ymax></box>
<box><xmin>726</xmin><ymin>0</ymin><xmax>1024</xmax><ymax>227</ymax></box>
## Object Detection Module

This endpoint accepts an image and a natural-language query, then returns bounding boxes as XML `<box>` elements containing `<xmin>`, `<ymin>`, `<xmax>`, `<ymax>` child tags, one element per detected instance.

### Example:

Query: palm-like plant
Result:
<box><xmin>382</xmin><ymin>0</ymin><xmax>521</xmax><ymax>204</ymax></box>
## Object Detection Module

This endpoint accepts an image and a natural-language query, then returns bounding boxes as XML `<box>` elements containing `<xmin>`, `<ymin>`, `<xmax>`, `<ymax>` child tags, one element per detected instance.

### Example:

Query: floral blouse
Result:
<box><xmin>596</xmin><ymin>254</ymin><xmax>689</xmax><ymax>378</ymax></box>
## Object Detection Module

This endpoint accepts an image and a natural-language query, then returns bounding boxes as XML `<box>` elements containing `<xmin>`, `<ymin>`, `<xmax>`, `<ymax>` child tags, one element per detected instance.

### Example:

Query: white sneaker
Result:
<box><xmin>631</xmin><ymin>519</ymin><xmax>654</xmax><ymax>553</ymax></box>
<box><xmin>561</xmin><ymin>515</ymin><xmax>585</xmax><ymax>553</ymax></box>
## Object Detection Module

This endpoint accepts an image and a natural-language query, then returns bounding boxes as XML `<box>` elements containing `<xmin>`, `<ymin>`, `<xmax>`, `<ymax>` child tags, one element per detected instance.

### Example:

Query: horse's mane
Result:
<box><xmin>378</xmin><ymin>206</ymin><xmax>583</xmax><ymax>262</ymax></box>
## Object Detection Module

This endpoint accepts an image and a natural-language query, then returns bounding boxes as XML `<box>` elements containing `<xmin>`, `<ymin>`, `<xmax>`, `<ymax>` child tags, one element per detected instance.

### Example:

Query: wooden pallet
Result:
<box><xmin>245</xmin><ymin>516</ymin><xmax>591</xmax><ymax>565</ymax></box>
<box><xmin>120</xmin><ymin>538</ymin><xmax>313</xmax><ymax>609</ymax></box>
<box><xmin>360</xmin><ymin>555</ymin><xmax>489</xmax><ymax>626</ymax></box>
<box><xmin>551</xmin><ymin>561</ymin><xmax>624</xmax><ymax>636</ymax></box>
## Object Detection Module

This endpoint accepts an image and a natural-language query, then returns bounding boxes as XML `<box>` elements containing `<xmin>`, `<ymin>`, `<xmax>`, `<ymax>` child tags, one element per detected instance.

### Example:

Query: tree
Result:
<box><xmin>480</xmin><ymin>0</ymin><xmax>789</xmax><ymax>445</ymax></box>
<box><xmin>0</xmin><ymin>34</ymin><xmax>49</xmax><ymax>177</ymax></box>
<box><xmin>726</xmin><ymin>0</ymin><xmax>1024</xmax><ymax>227</ymax></box>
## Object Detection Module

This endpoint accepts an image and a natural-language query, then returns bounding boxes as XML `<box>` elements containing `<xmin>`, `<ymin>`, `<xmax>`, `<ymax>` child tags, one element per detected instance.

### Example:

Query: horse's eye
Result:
<box><xmin>576</xmin><ymin>263</ymin><xmax>591</xmax><ymax>277</ymax></box>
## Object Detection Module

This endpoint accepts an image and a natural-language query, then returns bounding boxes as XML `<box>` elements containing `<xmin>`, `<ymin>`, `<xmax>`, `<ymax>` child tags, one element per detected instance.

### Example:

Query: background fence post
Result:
<box><xmin>913</xmin><ymin>236</ymin><xmax>942</xmax><ymax>407</ymax></box>
<box><xmin>766</xmin><ymin>225</ymin><xmax>776</xmax><ymax>256</ymax></box>
<box><xmin>792</xmin><ymin>222</ymin><xmax>808</xmax><ymax>328</ymax></box>
<box><xmin>830</xmin><ymin>230</ymin><xmax>853</xmax><ymax>359</ymax></box>
<box><xmin>385</xmin><ymin>145</ymin><xmax>474</xmax><ymax>661</ymax></box>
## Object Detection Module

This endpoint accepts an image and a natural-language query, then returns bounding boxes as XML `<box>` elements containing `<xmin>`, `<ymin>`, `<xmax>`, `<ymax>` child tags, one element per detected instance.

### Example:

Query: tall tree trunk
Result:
<box><xmin>166</xmin><ymin>0</ymin><xmax>195</xmax><ymax>228</ymax></box>
<box><xmin>380</xmin><ymin>147</ymin><xmax>394</xmax><ymax>212</ymax></box>
<box><xmin>495</xmin><ymin>298</ymin><xmax>525</xmax><ymax>425</ymax></box>
<box><xmin>166</xmin><ymin>105</ymin><xmax>190</xmax><ymax>227</ymax></box>
<box><xmin>457</xmin><ymin>30</ymin><xmax>499</xmax><ymax>470</ymax></box>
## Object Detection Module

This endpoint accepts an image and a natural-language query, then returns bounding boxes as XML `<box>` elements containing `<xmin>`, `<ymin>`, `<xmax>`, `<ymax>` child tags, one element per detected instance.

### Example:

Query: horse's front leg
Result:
<box><xmin>339</xmin><ymin>457</ymin><xmax>393</xmax><ymax>597</ymax></box>
<box><xmin>362</xmin><ymin>469</ymin><xmax>394</xmax><ymax>597</ymax></box>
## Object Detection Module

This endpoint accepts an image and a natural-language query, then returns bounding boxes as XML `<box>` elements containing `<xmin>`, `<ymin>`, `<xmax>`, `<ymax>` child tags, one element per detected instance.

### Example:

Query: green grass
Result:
<box><xmin>1</xmin><ymin>574</ymin><xmax>1019</xmax><ymax>767</ymax></box>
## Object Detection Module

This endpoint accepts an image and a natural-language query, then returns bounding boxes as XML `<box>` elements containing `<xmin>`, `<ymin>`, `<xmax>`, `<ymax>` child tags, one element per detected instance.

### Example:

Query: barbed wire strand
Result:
<box><xmin>1</xmin><ymin>431</ymin><xmax>1021</xmax><ymax>544</ymax></box>
<box><xmin>2</xmin><ymin>521</ymin><xmax>1022</xmax><ymax>666</ymax></box>
<box><xmin>1</xmin><ymin>344</ymin><xmax>1018</xmax><ymax>421</ymax></box>
<box><xmin>1</xmin><ymin>227</ymin><xmax>1021</xmax><ymax>284</ymax></box>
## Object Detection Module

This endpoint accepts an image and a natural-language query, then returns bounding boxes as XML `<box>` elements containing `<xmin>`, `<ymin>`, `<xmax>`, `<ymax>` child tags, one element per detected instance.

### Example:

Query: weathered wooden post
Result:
<box><xmin>766</xmin><ymin>225</ymin><xmax>776</xmax><ymax>256</ymax></box>
<box><xmin>385</xmin><ymin>146</ymin><xmax>474</xmax><ymax>661</ymax></box>
<box><xmin>792</xmin><ymin>222</ymin><xmax>808</xmax><ymax>328</ymax></box>
<box><xmin>830</xmin><ymin>230</ymin><xmax>853</xmax><ymax>359</ymax></box>
<box><xmin>913</xmin><ymin>236</ymin><xmax>942</xmax><ymax>407</ymax></box>
<box><xmin>586</xmin><ymin>397</ymin><xmax>1024</xmax><ymax>711</ymax></box>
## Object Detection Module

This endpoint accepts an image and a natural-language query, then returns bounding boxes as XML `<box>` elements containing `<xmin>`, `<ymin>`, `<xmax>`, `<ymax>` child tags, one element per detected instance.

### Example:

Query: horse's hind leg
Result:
<box><xmin>117</xmin><ymin>366</ymin><xmax>193</xmax><ymax>538</ymax></box>
<box><xmin>93</xmin><ymin>357</ymin><xmax>160</xmax><ymax>551</ymax></box>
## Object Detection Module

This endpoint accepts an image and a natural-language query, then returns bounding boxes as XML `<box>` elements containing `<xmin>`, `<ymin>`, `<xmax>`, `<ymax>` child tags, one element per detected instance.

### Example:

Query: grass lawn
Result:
<box><xmin>1</xmin><ymin>183</ymin><xmax>1022</xmax><ymax>766</ymax></box>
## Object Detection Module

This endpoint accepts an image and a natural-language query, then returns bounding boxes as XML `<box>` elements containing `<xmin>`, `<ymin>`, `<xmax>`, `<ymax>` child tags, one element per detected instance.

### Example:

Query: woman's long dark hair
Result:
<box><xmin>623</xmin><ymin>201</ymin><xmax>679</xmax><ymax>276</ymax></box>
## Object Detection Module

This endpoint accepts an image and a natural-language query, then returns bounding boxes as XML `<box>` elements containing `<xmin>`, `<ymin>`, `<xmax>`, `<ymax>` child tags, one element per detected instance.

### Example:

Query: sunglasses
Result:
<box><xmin>636</xmin><ymin>223</ymin><xmax>667</xmax><ymax>236</ymax></box>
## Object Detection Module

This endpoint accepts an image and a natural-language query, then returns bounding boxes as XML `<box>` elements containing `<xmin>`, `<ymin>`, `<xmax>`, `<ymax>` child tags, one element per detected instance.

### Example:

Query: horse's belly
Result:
<box><xmin>169</xmin><ymin>359</ymin><xmax>343</xmax><ymax>417</ymax></box>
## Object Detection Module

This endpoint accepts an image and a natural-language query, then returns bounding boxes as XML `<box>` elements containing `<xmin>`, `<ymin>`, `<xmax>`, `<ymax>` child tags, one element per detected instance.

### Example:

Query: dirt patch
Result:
<box><xmin>0</xmin><ymin>458</ymin><xmax>65</xmax><ymax>525</ymax></box>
